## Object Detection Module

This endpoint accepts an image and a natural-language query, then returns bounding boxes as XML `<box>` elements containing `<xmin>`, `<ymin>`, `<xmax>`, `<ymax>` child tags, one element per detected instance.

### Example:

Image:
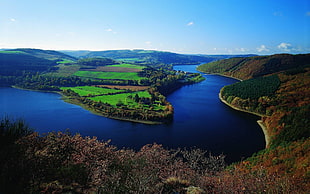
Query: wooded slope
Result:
<box><xmin>198</xmin><ymin>53</ymin><xmax>310</xmax><ymax>190</ymax></box>
<box><xmin>197</xmin><ymin>53</ymin><xmax>310</xmax><ymax>80</ymax></box>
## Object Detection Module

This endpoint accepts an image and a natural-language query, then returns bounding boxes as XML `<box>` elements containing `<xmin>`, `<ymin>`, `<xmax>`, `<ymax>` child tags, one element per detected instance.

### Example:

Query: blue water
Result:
<box><xmin>0</xmin><ymin>65</ymin><xmax>265</xmax><ymax>163</ymax></box>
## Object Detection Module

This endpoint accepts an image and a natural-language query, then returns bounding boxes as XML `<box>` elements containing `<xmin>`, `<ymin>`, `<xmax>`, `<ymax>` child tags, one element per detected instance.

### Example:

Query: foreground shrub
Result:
<box><xmin>0</xmin><ymin>118</ymin><xmax>308</xmax><ymax>193</ymax></box>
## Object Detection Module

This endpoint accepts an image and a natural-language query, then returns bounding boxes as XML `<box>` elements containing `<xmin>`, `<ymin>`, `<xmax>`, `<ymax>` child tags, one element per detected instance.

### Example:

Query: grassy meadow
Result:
<box><xmin>56</xmin><ymin>59</ymin><xmax>76</xmax><ymax>64</ymax></box>
<box><xmin>89</xmin><ymin>91</ymin><xmax>152</xmax><ymax>107</ymax></box>
<box><xmin>60</xmin><ymin>86</ymin><xmax>126</xmax><ymax>96</ymax></box>
<box><xmin>58</xmin><ymin>62</ymin><xmax>167</xmax><ymax>113</ymax></box>
<box><xmin>73</xmin><ymin>71</ymin><xmax>144</xmax><ymax>80</ymax></box>
<box><xmin>108</xmin><ymin>64</ymin><xmax>145</xmax><ymax>69</ymax></box>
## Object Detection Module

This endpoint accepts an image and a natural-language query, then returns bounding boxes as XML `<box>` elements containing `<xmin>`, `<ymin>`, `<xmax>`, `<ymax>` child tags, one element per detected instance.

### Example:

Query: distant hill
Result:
<box><xmin>0</xmin><ymin>52</ymin><xmax>54</xmax><ymax>76</ymax></box>
<box><xmin>197</xmin><ymin>53</ymin><xmax>310</xmax><ymax>80</ymax></box>
<box><xmin>0</xmin><ymin>49</ymin><xmax>78</xmax><ymax>76</ymax></box>
<box><xmin>58</xmin><ymin>50</ymin><xmax>91</xmax><ymax>58</ymax></box>
<box><xmin>62</xmin><ymin>49</ymin><xmax>256</xmax><ymax>65</ymax></box>
<box><xmin>8</xmin><ymin>48</ymin><xmax>77</xmax><ymax>62</ymax></box>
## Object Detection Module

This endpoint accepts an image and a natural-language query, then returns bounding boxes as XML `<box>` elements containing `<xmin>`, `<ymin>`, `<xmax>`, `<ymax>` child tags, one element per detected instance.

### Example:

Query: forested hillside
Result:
<box><xmin>8</xmin><ymin>48</ymin><xmax>77</xmax><ymax>61</ymax></box>
<box><xmin>198</xmin><ymin>54</ymin><xmax>310</xmax><ymax>192</ymax></box>
<box><xmin>0</xmin><ymin>49</ymin><xmax>77</xmax><ymax>76</ymax></box>
<box><xmin>197</xmin><ymin>53</ymin><xmax>310</xmax><ymax>80</ymax></box>
<box><xmin>0</xmin><ymin>52</ymin><xmax>55</xmax><ymax>76</ymax></box>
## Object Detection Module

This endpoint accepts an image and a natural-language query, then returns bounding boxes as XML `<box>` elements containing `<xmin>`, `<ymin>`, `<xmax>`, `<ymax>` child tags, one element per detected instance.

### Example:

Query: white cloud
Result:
<box><xmin>277</xmin><ymin>42</ymin><xmax>292</xmax><ymax>52</ymax></box>
<box><xmin>235</xmin><ymin>48</ymin><xmax>247</xmax><ymax>52</ymax></box>
<box><xmin>145</xmin><ymin>41</ymin><xmax>152</xmax><ymax>45</ymax></box>
<box><xmin>187</xmin><ymin>21</ymin><xmax>194</xmax><ymax>26</ymax></box>
<box><xmin>10</xmin><ymin>18</ymin><xmax>16</xmax><ymax>22</ymax></box>
<box><xmin>257</xmin><ymin>45</ymin><xmax>269</xmax><ymax>52</ymax></box>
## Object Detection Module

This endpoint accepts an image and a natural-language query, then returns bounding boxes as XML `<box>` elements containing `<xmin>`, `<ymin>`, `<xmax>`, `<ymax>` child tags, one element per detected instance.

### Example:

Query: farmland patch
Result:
<box><xmin>74</xmin><ymin>71</ymin><xmax>144</xmax><ymax>80</ymax></box>
<box><xmin>95</xmin><ymin>85</ymin><xmax>149</xmax><ymax>91</ymax></box>
<box><xmin>61</xmin><ymin>86</ymin><xmax>125</xmax><ymax>96</ymax></box>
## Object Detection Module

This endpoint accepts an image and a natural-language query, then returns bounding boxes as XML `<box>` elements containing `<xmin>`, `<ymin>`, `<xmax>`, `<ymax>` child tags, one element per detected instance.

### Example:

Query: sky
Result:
<box><xmin>0</xmin><ymin>0</ymin><xmax>309</xmax><ymax>54</ymax></box>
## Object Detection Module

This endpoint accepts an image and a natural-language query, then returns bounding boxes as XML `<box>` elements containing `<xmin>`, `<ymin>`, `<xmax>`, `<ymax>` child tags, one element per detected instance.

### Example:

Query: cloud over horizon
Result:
<box><xmin>257</xmin><ymin>45</ymin><xmax>269</xmax><ymax>52</ymax></box>
<box><xmin>277</xmin><ymin>42</ymin><xmax>292</xmax><ymax>52</ymax></box>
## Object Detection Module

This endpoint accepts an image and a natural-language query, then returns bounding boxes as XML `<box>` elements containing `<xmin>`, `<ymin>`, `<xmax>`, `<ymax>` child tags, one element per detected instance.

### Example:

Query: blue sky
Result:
<box><xmin>1</xmin><ymin>0</ymin><xmax>309</xmax><ymax>54</ymax></box>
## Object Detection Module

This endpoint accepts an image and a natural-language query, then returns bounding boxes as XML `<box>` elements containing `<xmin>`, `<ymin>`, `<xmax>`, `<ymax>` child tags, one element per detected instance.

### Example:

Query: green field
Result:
<box><xmin>74</xmin><ymin>71</ymin><xmax>144</xmax><ymax>80</ymax></box>
<box><xmin>44</xmin><ymin>64</ymin><xmax>81</xmax><ymax>77</ymax></box>
<box><xmin>108</xmin><ymin>64</ymin><xmax>145</xmax><ymax>69</ymax></box>
<box><xmin>89</xmin><ymin>91</ymin><xmax>151</xmax><ymax>107</ymax></box>
<box><xmin>56</xmin><ymin>59</ymin><xmax>76</xmax><ymax>64</ymax></box>
<box><xmin>61</xmin><ymin>86</ymin><xmax>125</xmax><ymax>96</ymax></box>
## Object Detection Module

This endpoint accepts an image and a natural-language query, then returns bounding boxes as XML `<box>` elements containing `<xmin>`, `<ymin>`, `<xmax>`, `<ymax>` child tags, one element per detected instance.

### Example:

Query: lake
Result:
<box><xmin>0</xmin><ymin>65</ymin><xmax>265</xmax><ymax>163</ymax></box>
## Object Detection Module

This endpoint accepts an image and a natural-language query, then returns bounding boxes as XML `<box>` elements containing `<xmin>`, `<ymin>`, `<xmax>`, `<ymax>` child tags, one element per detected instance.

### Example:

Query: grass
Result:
<box><xmin>89</xmin><ymin>91</ymin><xmax>152</xmax><ymax>107</ymax></box>
<box><xmin>97</xmin><ymin>85</ymin><xmax>149</xmax><ymax>91</ymax></box>
<box><xmin>56</xmin><ymin>59</ymin><xmax>76</xmax><ymax>64</ymax></box>
<box><xmin>60</xmin><ymin>86</ymin><xmax>125</xmax><ymax>96</ymax></box>
<box><xmin>74</xmin><ymin>71</ymin><xmax>144</xmax><ymax>80</ymax></box>
<box><xmin>61</xmin><ymin>86</ymin><xmax>165</xmax><ymax>109</ymax></box>
<box><xmin>45</xmin><ymin>64</ymin><xmax>81</xmax><ymax>77</ymax></box>
<box><xmin>108</xmin><ymin>64</ymin><xmax>145</xmax><ymax>69</ymax></box>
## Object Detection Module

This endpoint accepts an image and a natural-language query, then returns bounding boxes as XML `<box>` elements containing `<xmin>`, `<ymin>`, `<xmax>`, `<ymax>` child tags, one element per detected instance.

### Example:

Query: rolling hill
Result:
<box><xmin>0</xmin><ymin>49</ymin><xmax>77</xmax><ymax>76</ymax></box>
<box><xmin>197</xmin><ymin>53</ymin><xmax>310</xmax><ymax>80</ymax></box>
<box><xmin>8</xmin><ymin>48</ymin><xmax>77</xmax><ymax>62</ymax></box>
<box><xmin>62</xmin><ymin>49</ymin><xmax>256</xmax><ymax>65</ymax></box>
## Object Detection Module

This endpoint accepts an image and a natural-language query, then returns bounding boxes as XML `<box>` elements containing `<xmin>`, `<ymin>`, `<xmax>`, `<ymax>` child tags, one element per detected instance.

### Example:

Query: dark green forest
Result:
<box><xmin>222</xmin><ymin>75</ymin><xmax>280</xmax><ymax>100</ymax></box>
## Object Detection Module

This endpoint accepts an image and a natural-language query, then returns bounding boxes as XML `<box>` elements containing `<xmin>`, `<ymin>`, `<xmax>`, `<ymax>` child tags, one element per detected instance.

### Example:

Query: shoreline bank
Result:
<box><xmin>61</xmin><ymin>96</ymin><xmax>164</xmax><ymax>125</ymax></box>
<box><xmin>12</xmin><ymin>85</ymin><xmax>164</xmax><ymax>125</ymax></box>
<box><xmin>197</xmin><ymin>70</ymin><xmax>243</xmax><ymax>81</ymax></box>
<box><xmin>218</xmin><ymin>91</ymin><xmax>270</xmax><ymax>148</ymax></box>
<box><xmin>197</xmin><ymin>64</ymin><xmax>270</xmax><ymax>148</ymax></box>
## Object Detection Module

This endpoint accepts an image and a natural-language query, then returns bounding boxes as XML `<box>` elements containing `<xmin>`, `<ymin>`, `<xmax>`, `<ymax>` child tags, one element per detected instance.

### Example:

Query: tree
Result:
<box><xmin>116</xmin><ymin>100</ymin><xmax>124</xmax><ymax>107</ymax></box>
<box><xmin>134</xmin><ymin>94</ymin><xmax>140</xmax><ymax>103</ymax></box>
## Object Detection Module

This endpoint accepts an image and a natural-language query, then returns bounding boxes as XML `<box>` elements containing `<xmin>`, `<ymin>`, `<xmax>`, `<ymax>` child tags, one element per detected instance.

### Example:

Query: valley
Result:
<box><xmin>0</xmin><ymin>48</ymin><xmax>309</xmax><ymax>193</ymax></box>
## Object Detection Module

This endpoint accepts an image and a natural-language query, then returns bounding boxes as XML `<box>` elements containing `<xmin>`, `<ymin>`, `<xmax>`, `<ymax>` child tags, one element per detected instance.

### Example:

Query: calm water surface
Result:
<box><xmin>0</xmin><ymin>65</ymin><xmax>265</xmax><ymax>163</ymax></box>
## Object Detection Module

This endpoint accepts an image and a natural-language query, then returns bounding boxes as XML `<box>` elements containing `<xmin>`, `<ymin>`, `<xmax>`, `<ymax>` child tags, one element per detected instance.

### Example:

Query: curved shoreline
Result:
<box><xmin>61</xmin><ymin>96</ymin><xmax>164</xmax><ymax>125</ymax></box>
<box><xmin>198</xmin><ymin>65</ymin><xmax>271</xmax><ymax>148</ymax></box>
<box><xmin>218</xmin><ymin>91</ymin><xmax>270</xmax><ymax>148</ymax></box>
<box><xmin>12</xmin><ymin>85</ymin><xmax>164</xmax><ymax>125</ymax></box>
<box><xmin>199</xmin><ymin>71</ymin><xmax>243</xmax><ymax>81</ymax></box>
